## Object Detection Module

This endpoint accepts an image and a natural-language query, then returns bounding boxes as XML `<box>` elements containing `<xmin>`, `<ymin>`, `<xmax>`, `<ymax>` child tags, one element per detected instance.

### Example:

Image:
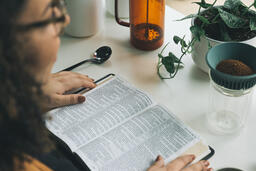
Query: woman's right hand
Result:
<box><xmin>147</xmin><ymin>155</ymin><xmax>212</xmax><ymax>171</ymax></box>
<box><xmin>42</xmin><ymin>72</ymin><xmax>96</xmax><ymax>111</ymax></box>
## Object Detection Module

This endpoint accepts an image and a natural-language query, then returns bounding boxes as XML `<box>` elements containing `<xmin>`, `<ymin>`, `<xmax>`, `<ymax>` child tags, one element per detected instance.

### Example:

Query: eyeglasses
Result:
<box><xmin>15</xmin><ymin>0</ymin><xmax>67</xmax><ymax>36</ymax></box>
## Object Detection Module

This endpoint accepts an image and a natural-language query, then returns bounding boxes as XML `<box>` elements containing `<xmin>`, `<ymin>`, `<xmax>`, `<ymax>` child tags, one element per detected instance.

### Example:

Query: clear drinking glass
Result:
<box><xmin>207</xmin><ymin>75</ymin><xmax>254</xmax><ymax>134</ymax></box>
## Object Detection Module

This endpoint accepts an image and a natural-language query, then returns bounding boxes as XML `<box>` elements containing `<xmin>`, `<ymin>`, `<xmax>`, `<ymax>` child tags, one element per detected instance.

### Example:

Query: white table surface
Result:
<box><xmin>54</xmin><ymin>6</ymin><xmax>256</xmax><ymax>171</ymax></box>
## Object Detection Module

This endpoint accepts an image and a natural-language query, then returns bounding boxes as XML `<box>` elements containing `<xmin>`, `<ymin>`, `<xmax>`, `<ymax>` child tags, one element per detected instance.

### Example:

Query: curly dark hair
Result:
<box><xmin>0</xmin><ymin>0</ymin><xmax>53</xmax><ymax>171</ymax></box>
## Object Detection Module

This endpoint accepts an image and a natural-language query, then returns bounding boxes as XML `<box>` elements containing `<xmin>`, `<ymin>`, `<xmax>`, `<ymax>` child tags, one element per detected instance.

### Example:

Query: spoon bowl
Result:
<box><xmin>93</xmin><ymin>46</ymin><xmax>112</xmax><ymax>64</ymax></box>
<box><xmin>61</xmin><ymin>46</ymin><xmax>112</xmax><ymax>72</ymax></box>
<box><xmin>217</xmin><ymin>168</ymin><xmax>243</xmax><ymax>171</ymax></box>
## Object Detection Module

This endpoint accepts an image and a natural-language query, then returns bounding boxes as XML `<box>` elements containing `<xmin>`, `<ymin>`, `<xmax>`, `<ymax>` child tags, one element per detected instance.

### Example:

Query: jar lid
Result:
<box><xmin>206</xmin><ymin>42</ymin><xmax>256</xmax><ymax>90</ymax></box>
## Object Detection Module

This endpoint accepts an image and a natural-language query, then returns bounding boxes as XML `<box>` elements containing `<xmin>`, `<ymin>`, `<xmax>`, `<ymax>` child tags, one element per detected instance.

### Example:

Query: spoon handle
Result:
<box><xmin>61</xmin><ymin>58</ymin><xmax>94</xmax><ymax>72</ymax></box>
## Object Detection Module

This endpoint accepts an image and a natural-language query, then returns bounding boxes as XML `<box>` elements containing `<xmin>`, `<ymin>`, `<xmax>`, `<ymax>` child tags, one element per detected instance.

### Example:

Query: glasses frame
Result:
<box><xmin>15</xmin><ymin>0</ymin><xmax>67</xmax><ymax>34</ymax></box>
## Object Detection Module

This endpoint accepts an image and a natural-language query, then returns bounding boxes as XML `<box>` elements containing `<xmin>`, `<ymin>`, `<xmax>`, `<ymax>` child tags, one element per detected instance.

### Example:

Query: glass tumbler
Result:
<box><xmin>207</xmin><ymin>75</ymin><xmax>254</xmax><ymax>134</ymax></box>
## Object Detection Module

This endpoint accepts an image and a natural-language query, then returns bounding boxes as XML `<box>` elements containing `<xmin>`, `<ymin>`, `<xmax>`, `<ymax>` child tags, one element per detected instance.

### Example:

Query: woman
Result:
<box><xmin>0</xmin><ymin>0</ymin><xmax>212</xmax><ymax>171</ymax></box>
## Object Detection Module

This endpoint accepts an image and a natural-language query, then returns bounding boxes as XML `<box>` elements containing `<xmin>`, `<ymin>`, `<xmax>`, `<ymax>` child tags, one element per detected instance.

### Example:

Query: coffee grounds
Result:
<box><xmin>216</xmin><ymin>59</ymin><xmax>254</xmax><ymax>76</ymax></box>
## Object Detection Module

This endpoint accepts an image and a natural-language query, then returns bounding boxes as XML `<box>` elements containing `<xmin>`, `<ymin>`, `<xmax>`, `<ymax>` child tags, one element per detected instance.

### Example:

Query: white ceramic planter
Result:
<box><xmin>191</xmin><ymin>18</ymin><xmax>256</xmax><ymax>73</ymax></box>
<box><xmin>65</xmin><ymin>0</ymin><xmax>104</xmax><ymax>37</ymax></box>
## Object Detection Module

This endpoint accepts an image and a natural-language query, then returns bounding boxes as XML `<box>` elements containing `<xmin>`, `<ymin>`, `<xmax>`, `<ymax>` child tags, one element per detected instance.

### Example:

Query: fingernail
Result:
<box><xmin>203</xmin><ymin>160</ymin><xmax>209</xmax><ymax>167</ymax></box>
<box><xmin>155</xmin><ymin>155</ymin><xmax>160</xmax><ymax>161</ymax></box>
<box><xmin>78</xmin><ymin>96</ymin><xmax>85</xmax><ymax>103</ymax></box>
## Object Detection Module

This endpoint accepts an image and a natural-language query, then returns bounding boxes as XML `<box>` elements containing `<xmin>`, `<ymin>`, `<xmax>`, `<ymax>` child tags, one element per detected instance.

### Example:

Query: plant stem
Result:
<box><xmin>157</xmin><ymin>38</ymin><xmax>196</xmax><ymax>79</ymax></box>
<box><xmin>197</xmin><ymin>6</ymin><xmax>202</xmax><ymax>15</ymax></box>
<box><xmin>211</xmin><ymin>13</ymin><xmax>220</xmax><ymax>24</ymax></box>
<box><xmin>248</xmin><ymin>3</ymin><xmax>254</xmax><ymax>9</ymax></box>
<box><xmin>157</xmin><ymin>63</ymin><xmax>163</xmax><ymax>79</ymax></box>
<box><xmin>169</xmin><ymin>38</ymin><xmax>196</xmax><ymax>78</ymax></box>
<box><xmin>160</xmin><ymin>42</ymin><xmax>169</xmax><ymax>54</ymax></box>
<box><xmin>157</xmin><ymin>43</ymin><xmax>169</xmax><ymax>79</ymax></box>
<box><xmin>242</xmin><ymin>2</ymin><xmax>254</xmax><ymax>15</ymax></box>
<box><xmin>211</xmin><ymin>0</ymin><xmax>217</xmax><ymax>7</ymax></box>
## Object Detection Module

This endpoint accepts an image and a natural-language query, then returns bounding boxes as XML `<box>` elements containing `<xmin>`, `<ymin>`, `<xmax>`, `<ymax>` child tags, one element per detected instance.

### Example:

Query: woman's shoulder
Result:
<box><xmin>14</xmin><ymin>151</ymin><xmax>80</xmax><ymax>171</ymax></box>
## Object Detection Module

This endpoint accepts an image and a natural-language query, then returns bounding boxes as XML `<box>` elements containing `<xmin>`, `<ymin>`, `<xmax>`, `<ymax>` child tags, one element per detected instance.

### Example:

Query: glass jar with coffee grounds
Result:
<box><xmin>206</xmin><ymin>43</ymin><xmax>256</xmax><ymax>135</ymax></box>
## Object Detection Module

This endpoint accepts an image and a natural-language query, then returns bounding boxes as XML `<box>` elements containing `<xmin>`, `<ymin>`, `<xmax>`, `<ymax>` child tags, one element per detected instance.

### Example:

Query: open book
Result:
<box><xmin>46</xmin><ymin>74</ymin><xmax>213</xmax><ymax>171</ymax></box>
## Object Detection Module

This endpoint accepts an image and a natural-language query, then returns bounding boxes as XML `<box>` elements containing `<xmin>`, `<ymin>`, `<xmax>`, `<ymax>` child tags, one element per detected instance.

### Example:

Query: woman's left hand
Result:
<box><xmin>42</xmin><ymin>72</ymin><xmax>96</xmax><ymax>110</ymax></box>
<box><xmin>147</xmin><ymin>155</ymin><xmax>211</xmax><ymax>171</ymax></box>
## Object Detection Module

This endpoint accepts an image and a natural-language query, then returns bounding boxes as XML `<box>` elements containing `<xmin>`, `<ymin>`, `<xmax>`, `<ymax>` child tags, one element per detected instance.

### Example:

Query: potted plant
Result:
<box><xmin>157</xmin><ymin>0</ymin><xmax>256</xmax><ymax>79</ymax></box>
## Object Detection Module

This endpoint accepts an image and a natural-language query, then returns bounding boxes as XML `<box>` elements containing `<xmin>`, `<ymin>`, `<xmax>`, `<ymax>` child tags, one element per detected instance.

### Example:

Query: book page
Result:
<box><xmin>46</xmin><ymin>76</ymin><xmax>155</xmax><ymax>151</ymax></box>
<box><xmin>75</xmin><ymin>105</ymin><xmax>201</xmax><ymax>171</ymax></box>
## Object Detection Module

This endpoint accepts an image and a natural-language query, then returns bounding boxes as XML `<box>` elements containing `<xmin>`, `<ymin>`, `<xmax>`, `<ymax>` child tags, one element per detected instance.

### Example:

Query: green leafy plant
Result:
<box><xmin>157</xmin><ymin>0</ymin><xmax>256</xmax><ymax>79</ymax></box>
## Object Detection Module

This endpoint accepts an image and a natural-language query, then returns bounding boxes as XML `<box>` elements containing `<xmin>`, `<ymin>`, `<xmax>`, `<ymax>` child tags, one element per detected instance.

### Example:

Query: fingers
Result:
<box><xmin>77</xmin><ymin>79</ymin><xmax>96</xmax><ymax>89</ymax></box>
<box><xmin>153</xmin><ymin>155</ymin><xmax>165</xmax><ymax>168</ymax></box>
<box><xmin>53</xmin><ymin>94</ymin><xmax>86</xmax><ymax>108</ymax></box>
<box><xmin>183</xmin><ymin>160</ymin><xmax>211</xmax><ymax>171</ymax></box>
<box><xmin>55</xmin><ymin>72</ymin><xmax>96</xmax><ymax>92</ymax></box>
<box><xmin>166</xmin><ymin>155</ymin><xmax>195</xmax><ymax>170</ymax></box>
<box><xmin>147</xmin><ymin>155</ymin><xmax>165</xmax><ymax>171</ymax></box>
<box><xmin>147</xmin><ymin>155</ymin><xmax>211</xmax><ymax>171</ymax></box>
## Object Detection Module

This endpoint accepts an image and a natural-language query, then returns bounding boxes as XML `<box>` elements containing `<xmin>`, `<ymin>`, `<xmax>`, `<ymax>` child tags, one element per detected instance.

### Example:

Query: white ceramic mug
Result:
<box><xmin>65</xmin><ymin>0</ymin><xmax>103</xmax><ymax>37</ymax></box>
<box><xmin>106</xmin><ymin>0</ymin><xmax>129</xmax><ymax>18</ymax></box>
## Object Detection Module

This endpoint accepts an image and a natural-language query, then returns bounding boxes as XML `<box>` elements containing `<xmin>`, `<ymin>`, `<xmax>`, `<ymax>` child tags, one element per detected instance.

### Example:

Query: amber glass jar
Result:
<box><xmin>115</xmin><ymin>0</ymin><xmax>165</xmax><ymax>51</ymax></box>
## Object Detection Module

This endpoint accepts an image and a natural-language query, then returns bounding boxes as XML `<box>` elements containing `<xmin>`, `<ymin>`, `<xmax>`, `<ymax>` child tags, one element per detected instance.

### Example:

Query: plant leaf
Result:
<box><xmin>223</xmin><ymin>0</ymin><xmax>248</xmax><ymax>17</ymax></box>
<box><xmin>173</xmin><ymin>36</ymin><xmax>181</xmax><ymax>44</ymax></box>
<box><xmin>162</xmin><ymin>56</ymin><xmax>175</xmax><ymax>74</ymax></box>
<box><xmin>173</xmin><ymin>36</ymin><xmax>188</xmax><ymax>47</ymax></box>
<box><xmin>250</xmin><ymin>18</ymin><xmax>256</xmax><ymax>30</ymax></box>
<box><xmin>176</xmin><ymin>14</ymin><xmax>197</xmax><ymax>21</ymax></box>
<box><xmin>224</xmin><ymin>0</ymin><xmax>242</xmax><ymax>10</ymax></box>
<box><xmin>219</xmin><ymin>22</ymin><xmax>232</xmax><ymax>41</ymax></box>
<box><xmin>197</xmin><ymin>15</ymin><xmax>210</xmax><ymax>24</ymax></box>
<box><xmin>254</xmin><ymin>0</ymin><xmax>256</xmax><ymax>8</ymax></box>
<box><xmin>247</xmin><ymin>9</ymin><xmax>256</xmax><ymax>19</ymax></box>
<box><xmin>193</xmin><ymin>1</ymin><xmax>212</xmax><ymax>9</ymax></box>
<box><xmin>158</xmin><ymin>53</ymin><xmax>164</xmax><ymax>58</ymax></box>
<box><xmin>180</xmin><ymin>39</ymin><xmax>188</xmax><ymax>47</ymax></box>
<box><xmin>190</xmin><ymin>25</ymin><xmax>205</xmax><ymax>41</ymax></box>
<box><xmin>168</xmin><ymin>52</ymin><xmax>184</xmax><ymax>64</ymax></box>
<box><xmin>218</xmin><ymin>8</ymin><xmax>247</xmax><ymax>28</ymax></box>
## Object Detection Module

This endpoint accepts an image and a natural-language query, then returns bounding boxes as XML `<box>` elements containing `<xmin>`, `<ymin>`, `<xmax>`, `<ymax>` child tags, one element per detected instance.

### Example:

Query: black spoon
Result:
<box><xmin>217</xmin><ymin>168</ymin><xmax>243</xmax><ymax>171</ymax></box>
<box><xmin>61</xmin><ymin>46</ymin><xmax>112</xmax><ymax>72</ymax></box>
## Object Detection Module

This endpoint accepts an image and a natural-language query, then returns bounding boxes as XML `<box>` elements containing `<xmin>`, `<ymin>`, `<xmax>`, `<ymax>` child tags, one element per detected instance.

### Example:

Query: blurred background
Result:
<box><xmin>166</xmin><ymin>0</ymin><xmax>253</xmax><ymax>15</ymax></box>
